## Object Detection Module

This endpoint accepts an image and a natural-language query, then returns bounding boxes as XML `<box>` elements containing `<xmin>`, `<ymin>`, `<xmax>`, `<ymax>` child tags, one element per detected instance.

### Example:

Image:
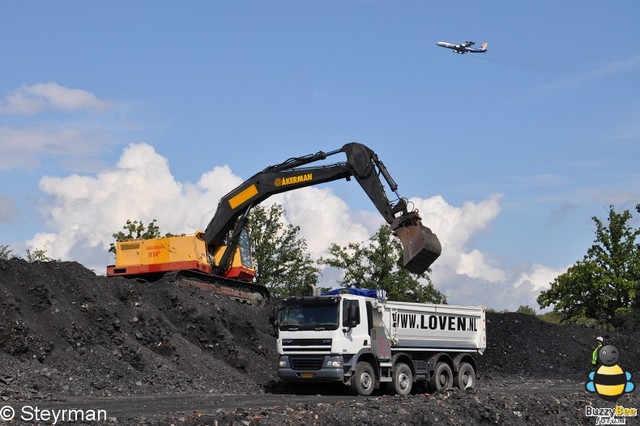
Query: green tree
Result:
<box><xmin>321</xmin><ymin>224</ymin><xmax>446</xmax><ymax>304</ymax></box>
<box><xmin>248</xmin><ymin>204</ymin><xmax>319</xmax><ymax>298</ymax></box>
<box><xmin>516</xmin><ymin>305</ymin><xmax>536</xmax><ymax>316</ymax></box>
<box><xmin>26</xmin><ymin>248</ymin><xmax>52</xmax><ymax>262</ymax></box>
<box><xmin>537</xmin><ymin>205</ymin><xmax>640</xmax><ymax>328</ymax></box>
<box><xmin>110</xmin><ymin>219</ymin><xmax>167</xmax><ymax>253</ymax></box>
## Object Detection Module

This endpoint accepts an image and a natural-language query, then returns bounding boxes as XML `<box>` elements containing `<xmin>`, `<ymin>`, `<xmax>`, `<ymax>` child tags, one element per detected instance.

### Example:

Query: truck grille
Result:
<box><xmin>289</xmin><ymin>356</ymin><xmax>324</xmax><ymax>371</ymax></box>
<box><xmin>281</xmin><ymin>338</ymin><xmax>332</xmax><ymax>354</ymax></box>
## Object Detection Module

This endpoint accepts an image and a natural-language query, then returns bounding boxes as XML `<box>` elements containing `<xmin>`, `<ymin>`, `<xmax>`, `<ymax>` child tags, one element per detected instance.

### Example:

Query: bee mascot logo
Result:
<box><xmin>586</xmin><ymin>345</ymin><xmax>635</xmax><ymax>401</ymax></box>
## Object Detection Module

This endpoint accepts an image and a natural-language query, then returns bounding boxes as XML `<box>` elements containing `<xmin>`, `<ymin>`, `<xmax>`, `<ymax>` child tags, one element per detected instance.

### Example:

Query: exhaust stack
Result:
<box><xmin>392</xmin><ymin>212</ymin><xmax>442</xmax><ymax>274</ymax></box>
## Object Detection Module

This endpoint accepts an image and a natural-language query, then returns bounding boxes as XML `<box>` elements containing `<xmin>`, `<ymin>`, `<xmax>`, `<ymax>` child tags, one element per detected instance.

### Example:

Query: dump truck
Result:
<box><xmin>276</xmin><ymin>288</ymin><xmax>486</xmax><ymax>395</ymax></box>
<box><xmin>107</xmin><ymin>143</ymin><xmax>442</xmax><ymax>304</ymax></box>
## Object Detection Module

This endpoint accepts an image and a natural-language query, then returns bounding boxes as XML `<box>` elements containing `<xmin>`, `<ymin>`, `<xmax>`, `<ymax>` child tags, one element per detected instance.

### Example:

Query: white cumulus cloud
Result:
<box><xmin>404</xmin><ymin>193</ymin><xmax>561</xmax><ymax>309</ymax></box>
<box><xmin>0</xmin><ymin>82</ymin><xmax>110</xmax><ymax>115</ymax></box>
<box><xmin>275</xmin><ymin>187</ymin><xmax>376</xmax><ymax>258</ymax></box>
<box><xmin>409</xmin><ymin>193</ymin><xmax>504</xmax><ymax>281</ymax></box>
<box><xmin>514</xmin><ymin>264</ymin><xmax>566</xmax><ymax>293</ymax></box>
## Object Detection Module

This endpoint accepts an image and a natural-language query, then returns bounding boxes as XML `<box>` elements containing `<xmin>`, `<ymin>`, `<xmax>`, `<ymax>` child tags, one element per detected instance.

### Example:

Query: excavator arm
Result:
<box><xmin>204</xmin><ymin>142</ymin><xmax>441</xmax><ymax>275</ymax></box>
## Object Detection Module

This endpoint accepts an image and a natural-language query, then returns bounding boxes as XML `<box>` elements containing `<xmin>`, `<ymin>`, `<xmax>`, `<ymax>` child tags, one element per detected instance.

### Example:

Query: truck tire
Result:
<box><xmin>388</xmin><ymin>362</ymin><xmax>413</xmax><ymax>396</ymax></box>
<box><xmin>349</xmin><ymin>361</ymin><xmax>376</xmax><ymax>396</ymax></box>
<box><xmin>454</xmin><ymin>362</ymin><xmax>476</xmax><ymax>390</ymax></box>
<box><xmin>428</xmin><ymin>362</ymin><xmax>453</xmax><ymax>392</ymax></box>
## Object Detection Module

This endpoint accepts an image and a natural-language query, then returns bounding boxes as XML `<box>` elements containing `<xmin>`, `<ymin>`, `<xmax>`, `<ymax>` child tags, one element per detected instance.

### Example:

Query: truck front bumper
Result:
<box><xmin>277</xmin><ymin>355</ymin><xmax>344</xmax><ymax>382</ymax></box>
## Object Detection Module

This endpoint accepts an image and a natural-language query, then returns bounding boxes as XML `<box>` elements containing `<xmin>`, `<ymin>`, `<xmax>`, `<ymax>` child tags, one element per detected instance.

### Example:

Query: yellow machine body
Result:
<box><xmin>107</xmin><ymin>232</ymin><xmax>255</xmax><ymax>281</ymax></box>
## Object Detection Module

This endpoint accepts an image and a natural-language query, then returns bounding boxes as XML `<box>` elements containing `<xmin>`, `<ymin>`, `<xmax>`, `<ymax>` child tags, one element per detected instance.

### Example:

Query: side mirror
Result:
<box><xmin>347</xmin><ymin>304</ymin><xmax>359</xmax><ymax>328</ymax></box>
<box><xmin>271</xmin><ymin>304</ymin><xmax>282</xmax><ymax>329</ymax></box>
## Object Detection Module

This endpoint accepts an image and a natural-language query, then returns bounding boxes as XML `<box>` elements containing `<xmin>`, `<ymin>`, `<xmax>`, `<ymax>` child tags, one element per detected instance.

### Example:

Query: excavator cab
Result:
<box><xmin>211</xmin><ymin>229</ymin><xmax>255</xmax><ymax>282</ymax></box>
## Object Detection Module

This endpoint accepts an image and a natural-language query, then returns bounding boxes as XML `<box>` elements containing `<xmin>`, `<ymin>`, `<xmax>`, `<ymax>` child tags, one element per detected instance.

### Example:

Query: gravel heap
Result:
<box><xmin>1</xmin><ymin>258</ymin><xmax>639</xmax><ymax>425</ymax></box>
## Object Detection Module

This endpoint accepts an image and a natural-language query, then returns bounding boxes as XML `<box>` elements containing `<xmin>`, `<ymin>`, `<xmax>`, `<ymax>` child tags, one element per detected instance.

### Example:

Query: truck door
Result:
<box><xmin>342</xmin><ymin>298</ymin><xmax>371</xmax><ymax>354</ymax></box>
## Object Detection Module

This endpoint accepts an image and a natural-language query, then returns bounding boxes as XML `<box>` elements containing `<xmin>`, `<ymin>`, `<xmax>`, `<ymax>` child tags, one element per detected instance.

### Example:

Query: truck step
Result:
<box><xmin>378</xmin><ymin>361</ymin><xmax>393</xmax><ymax>382</ymax></box>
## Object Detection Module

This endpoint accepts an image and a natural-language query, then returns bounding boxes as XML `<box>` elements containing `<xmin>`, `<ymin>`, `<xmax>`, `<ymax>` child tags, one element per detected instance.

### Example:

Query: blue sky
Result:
<box><xmin>1</xmin><ymin>1</ymin><xmax>639</xmax><ymax>310</ymax></box>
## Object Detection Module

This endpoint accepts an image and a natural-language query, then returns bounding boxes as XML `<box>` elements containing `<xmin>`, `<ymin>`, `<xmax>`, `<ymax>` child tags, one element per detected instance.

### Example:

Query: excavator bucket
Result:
<box><xmin>394</xmin><ymin>216</ymin><xmax>442</xmax><ymax>274</ymax></box>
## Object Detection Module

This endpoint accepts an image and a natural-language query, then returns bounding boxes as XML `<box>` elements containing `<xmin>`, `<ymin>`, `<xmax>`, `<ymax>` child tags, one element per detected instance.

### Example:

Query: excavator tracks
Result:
<box><xmin>158</xmin><ymin>270</ymin><xmax>270</xmax><ymax>305</ymax></box>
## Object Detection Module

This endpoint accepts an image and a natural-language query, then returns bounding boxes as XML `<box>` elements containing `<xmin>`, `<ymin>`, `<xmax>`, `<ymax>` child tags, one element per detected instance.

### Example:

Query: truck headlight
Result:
<box><xmin>278</xmin><ymin>358</ymin><xmax>289</xmax><ymax>368</ymax></box>
<box><xmin>326</xmin><ymin>359</ymin><xmax>342</xmax><ymax>368</ymax></box>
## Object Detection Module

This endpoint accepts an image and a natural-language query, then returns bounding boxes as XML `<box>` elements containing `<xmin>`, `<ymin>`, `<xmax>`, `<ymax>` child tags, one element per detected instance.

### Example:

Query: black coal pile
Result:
<box><xmin>483</xmin><ymin>312</ymin><xmax>640</xmax><ymax>379</ymax></box>
<box><xmin>0</xmin><ymin>259</ymin><xmax>277</xmax><ymax>401</ymax></box>
<box><xmin>1</xmin><ymin>259</ymin><xmax>639</xmax><ymax>425</ymax></box>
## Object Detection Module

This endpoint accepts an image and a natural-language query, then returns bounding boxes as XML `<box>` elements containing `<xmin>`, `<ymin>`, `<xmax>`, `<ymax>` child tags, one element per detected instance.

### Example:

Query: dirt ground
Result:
<box><xmin>1</xmin><ymin>259</ymin><xmax>639</xmax><ymax>425</ymax></box>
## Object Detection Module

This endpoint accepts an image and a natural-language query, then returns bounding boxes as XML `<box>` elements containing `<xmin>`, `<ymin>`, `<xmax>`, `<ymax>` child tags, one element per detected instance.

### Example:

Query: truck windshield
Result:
<box><xmin>279</xmin><ymin>302</ymin><xmax>339</xmax><ymax>331</ymax></box>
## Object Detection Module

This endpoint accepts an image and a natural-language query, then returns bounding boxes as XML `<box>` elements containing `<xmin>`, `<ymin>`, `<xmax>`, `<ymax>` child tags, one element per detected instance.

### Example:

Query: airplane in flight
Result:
<box><xmin>436</xmin><ymin>41</ymin><xmax>488</xmax><ymax>54</ymax></box>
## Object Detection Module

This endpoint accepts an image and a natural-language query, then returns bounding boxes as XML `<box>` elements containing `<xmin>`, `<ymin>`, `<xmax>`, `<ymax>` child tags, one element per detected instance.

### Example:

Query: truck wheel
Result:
<box><xmin>455</xmin><ymin>362</ymin><xmax>476</xmax><ymax>390</ymax></box>
<box><xmin>389</xmin><ymin>362</ymin><xmax>413</xmax><ymax>396</ymax></box>
<box><xmin>349</xmin><ymin>361</ymin><xmax>375</xmax><ymax>396</ymax></box>
<box><xmin>428</xmin><ymin>362</ymin><xmax>453</xmax><ymax>392</ymax></box>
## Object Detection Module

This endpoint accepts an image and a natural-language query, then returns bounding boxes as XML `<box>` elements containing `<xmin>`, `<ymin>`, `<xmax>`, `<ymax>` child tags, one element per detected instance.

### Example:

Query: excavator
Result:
<box><xmin>107</xmin><ymin>142</ymin><xmax>441</xmax><ymax>304</ymax></box>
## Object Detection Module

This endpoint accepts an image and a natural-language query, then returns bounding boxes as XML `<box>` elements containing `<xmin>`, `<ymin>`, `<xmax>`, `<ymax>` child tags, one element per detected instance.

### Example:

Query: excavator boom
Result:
<box><xmin>204</xmin><ymin>142</ymin><xmax>441</xmax><ymax>275</ymax></box>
